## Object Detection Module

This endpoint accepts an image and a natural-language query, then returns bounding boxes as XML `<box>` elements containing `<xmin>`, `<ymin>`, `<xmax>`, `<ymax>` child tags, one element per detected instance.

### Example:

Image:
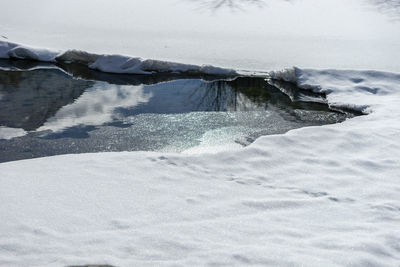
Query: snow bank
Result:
<box><xmin>0</xmin><ymin>40</ymin><xmax>237</xmax><ymax>76</ymax></box>
<box><xmin>0</xmin><ymin>40</ymin><xmax>59</xmax><ymax>62</ymax></box>
<box><xmin>88</xmin><ymin>54</ymin><xmax>237</xmax><ymax>75</ymax></box>
<box><xmin>1</xmin><ymin>67</ymin><xmax>400</xmax><ymax>266</ymax></box>
<box><xmin>270</xmin><ymin>67</ymin><xmax>400</xmax><ymax>113</ymax></box>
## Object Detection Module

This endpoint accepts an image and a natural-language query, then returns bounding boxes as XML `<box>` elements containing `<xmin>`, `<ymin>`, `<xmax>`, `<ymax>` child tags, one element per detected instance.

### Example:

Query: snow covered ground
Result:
<box><xmin>1</xmin><ymin>66</ymin><xmax>399</xmax><ymax>266</ymax></box>
<box><xmin>1</xmin><ymin>0</ymin><xmax>400</xmax><ymax>72</ymax></box>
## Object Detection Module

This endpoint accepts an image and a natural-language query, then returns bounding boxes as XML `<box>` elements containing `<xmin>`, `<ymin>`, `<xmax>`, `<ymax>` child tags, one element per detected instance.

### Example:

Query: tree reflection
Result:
<box><xmin>0</xmin><ymin>69</ymin><xmax>93</xmax><ymax>131</ymax></box>
<box><xmin>189</xmin><ymin>77</ymin><xmax>338</xmax><ymax>114</ymax></box>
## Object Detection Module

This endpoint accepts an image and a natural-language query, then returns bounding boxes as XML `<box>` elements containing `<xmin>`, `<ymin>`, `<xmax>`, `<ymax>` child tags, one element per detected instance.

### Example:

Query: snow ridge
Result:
<box><xmin>0</xmin><ymin>40</ymin><xmax>237</xmax><ymax>76</ymax></box>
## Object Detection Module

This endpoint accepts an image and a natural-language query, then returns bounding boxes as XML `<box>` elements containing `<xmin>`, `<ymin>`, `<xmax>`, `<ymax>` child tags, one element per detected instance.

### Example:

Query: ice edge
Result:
<box><xmin>0</xmin><ymin>39</ymin><xmax>238</xmax><ymax>76</ymax></box>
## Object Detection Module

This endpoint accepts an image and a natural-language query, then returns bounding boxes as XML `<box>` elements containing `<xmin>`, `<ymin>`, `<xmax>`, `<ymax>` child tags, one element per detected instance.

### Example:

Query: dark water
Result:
<box><xmin>0</xmin><ymin>61</ymin><xmax>355</xmax><ymax>162</ymax></box>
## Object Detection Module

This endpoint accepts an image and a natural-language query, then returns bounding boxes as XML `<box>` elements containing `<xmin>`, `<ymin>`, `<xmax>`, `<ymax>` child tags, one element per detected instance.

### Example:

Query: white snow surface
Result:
<box><xmin>0</xmin><ymin>40</ymin><xmax>237</xmax><ymax>76</ymax></box>
<box><xmin>1</xmin><ymin>67</ymin><xmax>400</xmax><ymax>266</ymax></box>
<box><xmin>2</xmin><ymin>0</ymin><xmax>400</xmax><ymax>73</ymax></box>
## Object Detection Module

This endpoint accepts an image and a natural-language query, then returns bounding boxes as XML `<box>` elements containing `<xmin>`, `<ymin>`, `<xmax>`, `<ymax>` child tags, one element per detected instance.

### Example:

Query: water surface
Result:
<box><xmin>0</xmin><ymin>61</ymin><xmax>354</xmax><ymax>162</ymax></box>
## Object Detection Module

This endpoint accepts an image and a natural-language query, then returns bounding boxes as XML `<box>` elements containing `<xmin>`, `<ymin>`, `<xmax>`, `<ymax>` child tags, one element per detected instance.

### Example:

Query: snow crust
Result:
<box><xmin>1</xmin><ymin>67</ymin><xmax>400</xmax><ymax>266</ymax></box>
<box><xmin>0</xmin><ymin>40</ymin><xmax>237</xmax><ymax>76</ymax></box>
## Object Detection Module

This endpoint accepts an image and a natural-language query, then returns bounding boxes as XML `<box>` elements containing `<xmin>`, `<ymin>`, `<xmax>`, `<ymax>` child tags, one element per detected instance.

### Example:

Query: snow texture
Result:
<box><xmin>1</xmin><ymin>66</ymin><xmax>400</xmax><ymax>266</ymax></box>
<box><xmin>0</xmin><ymin>40</ymin><xmax>237</xmax><ymax>76</ymax></box>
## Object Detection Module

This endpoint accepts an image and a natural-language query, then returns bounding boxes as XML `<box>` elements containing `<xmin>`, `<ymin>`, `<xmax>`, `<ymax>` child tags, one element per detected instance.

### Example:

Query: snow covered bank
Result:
<box><xmin>0</xmin><ymin>39</ymin><xmax>237</xmax><ymax>76</ymax></box>
<box><xmin>269</xmin><ymin>67</ymin><xmax>400</xmax><ymax>113</ymax></box>
<box><xmin>1</xmin><ymin>67</ymin><xmax>399</xmax><ymax>266</ymax></box>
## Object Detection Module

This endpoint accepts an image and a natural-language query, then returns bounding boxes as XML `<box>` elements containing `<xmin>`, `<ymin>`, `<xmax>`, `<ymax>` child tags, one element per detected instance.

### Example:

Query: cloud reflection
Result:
<box><xmin>0</xmin><ymin>126</ymin><xmax>27</xmax><ymax>140</ymax></box>
<box><xmin>38</xmin><ymin>83</ymin><xmax>152</xmax><ymax>133</ymax></box>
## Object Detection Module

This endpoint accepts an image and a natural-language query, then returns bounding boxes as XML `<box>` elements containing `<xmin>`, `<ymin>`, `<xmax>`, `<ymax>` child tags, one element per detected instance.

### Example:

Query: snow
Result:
<box><xmin>2</xmin><ymin>0</ymin><xmax>400</xmax><ymax>72</ymax></box>
<box><xmin>270</xmin><ymin>67</ymin><xmax>400</xmax><ymax>113</ymax></box>
<box><xmin>0</xmin><ymin>40</ymin><xmax>59</xmax><ymax>62</ymax></box>
<box><xmin>89</xmin><ymin>55</ymin><xmax>237</xmax><ymax>75</ymax></box>
<box><xmin>0</xmin><ymin>40</ymin><xmax>237</xmax><ymax>76</ymax></box>
<box><xmin>1</xmin><ymin>67</ymin><xmax>400</xmax><ymax>266</ymax></box>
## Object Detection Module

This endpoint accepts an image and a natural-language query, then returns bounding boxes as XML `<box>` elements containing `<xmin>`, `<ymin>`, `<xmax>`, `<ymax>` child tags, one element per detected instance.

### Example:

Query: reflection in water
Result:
<box><xmin>38</xmin><ymin>83</ymin><xmax>152</xmax><ymax>133</ymax></box>
<box><xmin>0</xmin><ymin>59</ymin><xmax>233</xmax><ymax>85</ymax></box>
<box><xmin>0</xmin><ymin>60</ymin><xmax>354</xmax><ymax>162</ymax></box>
<box><xmin>0</xmin><ymin>69</ymin><xmax>94</xmax><ymax>131</ymax></box>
